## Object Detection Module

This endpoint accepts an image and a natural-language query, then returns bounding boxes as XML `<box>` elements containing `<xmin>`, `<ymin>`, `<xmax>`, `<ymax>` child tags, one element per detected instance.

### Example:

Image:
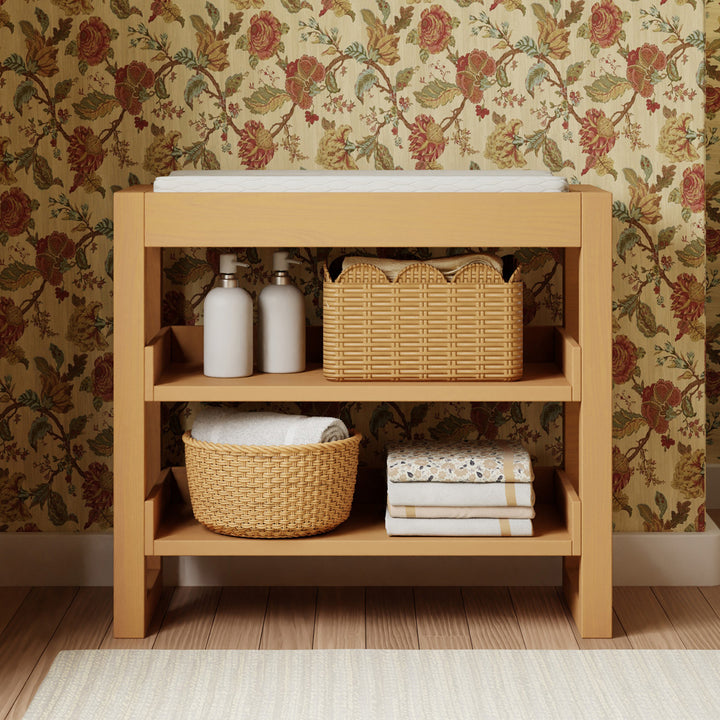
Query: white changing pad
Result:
<box><xmin>152</xmin><ymin>170</ymin><xmax>568</xmax><ymax>193</ymax></box>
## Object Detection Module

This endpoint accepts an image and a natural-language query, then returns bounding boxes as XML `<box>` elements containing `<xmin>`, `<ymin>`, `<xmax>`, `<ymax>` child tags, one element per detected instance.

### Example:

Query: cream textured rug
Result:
<box><xmin>23</xmin><ymin>649</ymin><xmax>720</xmax><ymax>719</ymax></box>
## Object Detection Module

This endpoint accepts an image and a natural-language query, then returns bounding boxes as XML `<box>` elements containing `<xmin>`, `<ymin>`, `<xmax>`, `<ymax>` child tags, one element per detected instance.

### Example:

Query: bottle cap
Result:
<box><xmin>272</xmin><ymin>251</ymin><xmax>301</xmax><ymax>273</ymax></box>
<box><xmin>219</xmin><ymin>253</ymin><xmax>250</xmax><ymax>275</ymax></box>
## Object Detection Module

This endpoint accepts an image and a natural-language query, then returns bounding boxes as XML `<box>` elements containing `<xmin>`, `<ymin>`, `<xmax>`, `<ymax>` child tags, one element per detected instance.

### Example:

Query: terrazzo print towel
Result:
<box><xmin>387</xmin><ymin>441</ymin><xmax>533</xmax><ymax>484</ymax></box>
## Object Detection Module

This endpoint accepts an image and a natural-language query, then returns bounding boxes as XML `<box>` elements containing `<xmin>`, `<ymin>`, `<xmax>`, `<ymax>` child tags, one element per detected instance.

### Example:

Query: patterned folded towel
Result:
<box><xmin>192</xmin><ymin>408</ymin><xmax>349</xmax><ymax>446</ymax></box>
<box><xmin>387</xmin><ymin>480</ymin><xmax>535</xmax><ymax>508</ymax></box>
<box><xmin>385</xmin><ymin>510</ymin><xmax>533</xmax><ymax>537</ymax></box>
<box><xmin>387</xmin><ymin>440</ymin><xmax>533</xmax><ymax>484</ymax></box>
<box><xmin>387</xmin><ymin>504</ymin><xmax>535</xmax><ymax>519</ymax></box>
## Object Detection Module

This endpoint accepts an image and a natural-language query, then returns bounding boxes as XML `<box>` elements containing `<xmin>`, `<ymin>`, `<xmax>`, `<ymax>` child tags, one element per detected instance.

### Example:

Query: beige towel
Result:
<box><xmin>387</xmin><ymin>504</ymin><xmax>535</xmax><ymax>519</ymax></box>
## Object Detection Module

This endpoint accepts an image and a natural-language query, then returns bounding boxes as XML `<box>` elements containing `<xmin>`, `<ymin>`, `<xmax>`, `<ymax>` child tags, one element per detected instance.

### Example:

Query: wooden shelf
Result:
<box><xmin>145</xmin><ymin>325</ymin><xmax>581</xmax><ymax>403</ymax></box>
<box><xmin>145</xmin><ymin>468</ymin><xmax>581</xmax><ymax>558</ymax></box>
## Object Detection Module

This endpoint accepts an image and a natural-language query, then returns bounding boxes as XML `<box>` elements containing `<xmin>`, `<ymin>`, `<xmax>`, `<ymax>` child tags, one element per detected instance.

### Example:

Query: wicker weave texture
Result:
<box><xmin>182</xmin><ymin>432</ymin><xmax>361</xmax><ymax>538</ymax></box>
<box><xmin>323</xmin><ymin>267</ymin><xmax>523</xmax><ymax>381</ymax></box>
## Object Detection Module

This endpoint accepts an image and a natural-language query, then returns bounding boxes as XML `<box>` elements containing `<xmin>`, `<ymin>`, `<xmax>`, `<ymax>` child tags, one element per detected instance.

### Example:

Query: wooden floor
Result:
<box><xmin>2</xmin><ymin>584</ymin><xmax>720</xmax><ymax>717</ymax></box>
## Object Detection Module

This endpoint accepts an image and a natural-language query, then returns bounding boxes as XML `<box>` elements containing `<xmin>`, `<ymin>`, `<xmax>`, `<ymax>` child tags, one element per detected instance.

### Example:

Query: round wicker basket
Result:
<box><xmin>182</xmin><ymin>431</ymin><xmax>361</xmax><ymax>538</ymax></box>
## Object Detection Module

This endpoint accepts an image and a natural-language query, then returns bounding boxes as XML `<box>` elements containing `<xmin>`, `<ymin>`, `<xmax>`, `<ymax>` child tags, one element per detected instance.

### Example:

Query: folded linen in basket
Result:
<box><xmin>387</xmin><ymin>480</ymin><xmax>535</xmax><ymax>508</ymax></box>
<box><xmin>387</xmin><ymin>504</ymin><xmax>535</xmax><ymax>519</ymax></box>
<box><xmin>191</xmin><ymin>408</ymin><xmax>349</xmax><ymax>446</ymax></box>
<box><xmin>385</xmin><ymin>509</ymin><xmax>533</xmax><ymax>537</ymax></box>
<box><xmin>387</xmin><ymin>440</ymin><xmax>533</xmax><ymax>484</ymax></box>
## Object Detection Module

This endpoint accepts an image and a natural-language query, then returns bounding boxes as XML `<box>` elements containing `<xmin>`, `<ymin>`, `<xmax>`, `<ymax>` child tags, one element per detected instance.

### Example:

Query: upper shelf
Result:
<box><xmin>138</xmin><ymin>185</ymin><xmax>596</xmax><ymax>248</ymax></box>
<box><xmin>145</xmin><ymin>325</ymin><xmax>580</xmax><ymax>403</ymax></box>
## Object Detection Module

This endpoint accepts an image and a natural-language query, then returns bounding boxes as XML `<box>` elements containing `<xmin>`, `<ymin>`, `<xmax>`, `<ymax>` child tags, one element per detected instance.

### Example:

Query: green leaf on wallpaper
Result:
<box><xmin>18</xmin><ymin>389</ymin><xmax>41</xmax><ymax>411</ymax></box>
<box><xmin>639</xmin><ymin>155</ymin><xmax>652</xmax><ymax>182</ymax></box>
<box><xmin>35</xmin><ymin>7</ymin><xmax>49</xmax><ymax>34</ymax></box>
<box><xmin>13</xmin><ymin>80</ymin><xmax>36</xmax><ymax>115</ymax></box>
<box><xmin>611</xmin><ymin>200</ymin><xmax>630</xmax><ymax>222</ymax></box>
<box><xmin>280</xmin><ymin>0</ymin><xmax>312</xmax><ymax>13</ymax></box>
<box><xmin>681</xmin><ymin>395</ymin><xmax>696</xmax><ymax>419</ymax></box>
<box><xmin>375</xmin><ymin>143</ymin><xmax>394</xmax><ymax>170</ymax></box>
<box><xmin>675</xmin><ymin>237</ymin><xmax>704</xmax><ymax>268</ymax></box>
<box><xmin>376</xmin><ymin>0</ymin><xmax>391</xmax><ymax>23</ymax></box>
<box><xmin>128</xmin><ymin>173</ymin><xmax>140</xmax><ymax>186</ymax></box>
<box><xmin>565</xmin><ymin>62</ymin><xmax>584</xmax><ymax>85</ymax></box>
<box><xmin>33</xmin><ymin>154</ymin><xmax>58</xmax><ymax>191</ymax></box>
<box><xmin>637</xmin><ymin>504</ymin><xmax>654</xmax><ymax>525</ymax></box>
<box><xmin>616</xmin><ymin>228</ymin><xmax>639</xmax><ymax>262</ymax></box>
<box><xmin>189</xmin><ymin>15</ymin><xmax>208</xmax><ymax>34</ymax></box>
<box><xmin>225</xmin><ymin>73</ymin><xmax>244</xmax><ymax>97</ymax></box>
<box><xmin>542</xmin><ymin>137</ymin><xmax>563</xmax><ymax>173</ymax></box>
<box><xmin>243</xmin><ymin>85</ymin><xmax>291</xmax><ymax>114</ymax></box>
<box><xmin>94</xmin><ymin>218</ymin><xmax>114</xmax><ymax>240</ymax></box>
<box><xmin>428</xmin><ymin>415</ymin><xmax>475</xmax><ymax>442</ymax></box>
<box><xmin>53</xmin><ymin>79</ymin><xmax>73</xmax><ymax>103</ymax></box>
<box><xmin>0</xmin><ymin>419</ymin><xmax>11</xmax><ymax>442</ymax></box>
<box><xmin>514</xmin><ymin>36</ymin><xmax>540</xmax><ymax>58</ymax></box>
<box><xmin>184</xmin><ymin>74</ymin><xmax>208</xmax><ymax>109</ymax></box>
<box><xmin>48</xmin><ymin>490</ymin><xmax>73</xmax><ymax>527</ymax></box>
<box><xmin>657</xmin><ymin>226</ymin><xmax>676</xmax><ymax>250</ymax></box>
<box><xmin>410</xmin><ymin>403</ymin><xmax>429</xmax><ymax>427</ymax></box>
<box><xmin>510</xmin><ymin>403</ymin><xmax>525</xmax><ymax>424</ymax></box>
<box><xmin>495</xmin><ymin>65</ymin><xmax>510</xmax><ymax>88</ymax></box>
<box><xmin>612</xmin><ymin>409</ymin><xmax>646</xmax><ymax>439</ymax></box>
<box><xmin>355</xmin><ymin>68</ymin><xmax>377</xmax><ymax>103</ymax></box>
<box><xmin>3</xmin><ymin>54</ymin><xmax>26</xmax><ymax>74</ymax></box>
<box><xmin>164</xmin><ymin>255</ymin><xmax>211</xmax><ymax>285</ymax></box>
<box><xmin>28</xmin><ymin>416</ymin><xmax>51</xmax><ymax>451</ymax></box>
<box><xmin>174</xmin><ymin>48</ymin><xmax>200</xmax><ymax>70</ymax></box>
<box><xmin>0</xmin><ymin>261</ymin><xmax>41</xmax><ymax>291</ymax></box>
<box><xmin>154</xmin><ymin>76</ymin><xmax>169</xmax><ymax>100</ymax></box>
<box><xmin>361</xmin><ymin>9</ymin><xmax>378</xmax><ymax>27</ymax></box>
<box><xmin>206</xmin><ymin>2</ymin><xmax>220</xmax><ymax>30</ymax></box>
<box><xmin>584</xmin><ymin>74</ymin><xmax>632</xmax><ymax>103</ymax></box>
<box><xmin>69</xmin><ymin>416</ymin><xmax>88</xmax><ymax>440</ymax></box>
<box><xmin>75</xmin><ymin>247</ymin><xmax>89</xmax><ymax>270</ymax></box>
<box><xmin>414</xmin><ymin>79</ymin><xmax>461</xmax><ymax>109</ymax></box>
<box><xmin>395</xmin><ymin>67</ymin><xmax>414</xmax><ymax>91</ymax></box>
<box><xmin>326</xmin><ymin>71</ymin><xmax>340</xmax><ymax>94</ymax></box>
<box><xmin>369</xmin><ymin>403</ymin><xmax>393</xmax><ymax>439</ymax></box>
<box><xmin>88</xmin><ymin>427</ymin><xmax>113</xmax><ymax>457</ymax></box>
<box><xmin>72</xmin><ymin>91</ymin><xmax>120</xmax><ymax>120</ymax></box>
<box><xmin>110</xmin><ymin>0</ymin><xmax>142</xmax><ymax>20</ymax></box>
<box><xmin>65</xmin><ymin>354</ymin><xmax>87</xmax><ymax>381</ymax></box>
<box><xmin>666</xmin><ymin>58</ymin><xmax>680</xmax><ymax>83</ymax></box>
<box><xmin>525</xmin><ymin>62</ymin><xmax>548</xmax><ymax>98</ymax></box>
<box><xmin>540</xmin><ymin>403</ymin><xmax>561</xmax><ymax>433</ymax></box>
<box><xmin>636</xmin><ymin>301</ymin><xmax>658</xmax><ymax>338</ymax></box>
<box><xmin>49</xmin><ymin>343</ymin><xmax>64</xmax><ymax>371</ymax></box>
<box><xmin>344</xmin><ymin>42</ymin><xmax>378</xmax><ymax>64</ymax></box>
<box><xmin>684</xmin><ymin>30</ymin><xmax>705</xmax><ymax>51</ymax></box>
<box><xmin>697</xmin><ymin>61</ymin><xmax>705</xmax><ymax>89</ymax></box>
<box><xmin>655</xmin><ymin>492</ymin><xmax>668</xmax><ymax>520</ymax></box>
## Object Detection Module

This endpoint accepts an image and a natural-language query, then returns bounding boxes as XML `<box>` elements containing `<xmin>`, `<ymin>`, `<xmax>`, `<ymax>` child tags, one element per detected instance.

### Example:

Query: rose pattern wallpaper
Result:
<box><xmin>0</xmin><ymin>0</ymin><xmax>708</xmax><ymax>532</ymax></box>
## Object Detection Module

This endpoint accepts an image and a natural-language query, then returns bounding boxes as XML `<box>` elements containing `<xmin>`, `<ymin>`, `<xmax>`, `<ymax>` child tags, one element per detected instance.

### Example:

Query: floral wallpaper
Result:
<box><xmin>0</xmin><ymin>0</ymin><xmax>707</xmax><ymax>532</ymax></box>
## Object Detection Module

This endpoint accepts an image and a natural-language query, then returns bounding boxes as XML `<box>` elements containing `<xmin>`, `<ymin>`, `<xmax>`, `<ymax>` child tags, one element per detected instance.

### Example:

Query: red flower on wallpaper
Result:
<box><xmin>456</xmin><ymin>50</ymin><xmax>496</xmax><ymax>104</ymax></box>
<box><xmin>680</xmin><ymin>164</ymin><xmax>705</xmax><ymax>213</ymax></box>
<box><xmin>285</xmin><ymin>55</ymin><xmax>325</xmax><ymax>109</ymax></box>
<box><xmin>35</xmin><ymin>231</ymin><xmax>75</xmax><ymax>287</ymax></box>
<box><xmin>579</xmin><ymin>108</ymin><xmax>617</xmax><ymax>156</ymax></box>
<box><xmin>612</xmin><ymin>446</ymin><xmax>632</xmax><ymax>493</ymax></box>
<box><xmin>0</xmin><ymin>296</ymin><xmax>25</xmax><ymax>357</ymax></box>
<box><xmin>68</xmin><ymin>126</ymin><xmax>105</xmax><ymax>191</ymax></box>
<box><xmin>612</xmin><ymin>335</ymin><xmax>637</xmax><ymax>384</ymax></box>
<box><xmin>671</xmin><ymin>272</ymin><xmax>704</xmax><ymax>327</ymax></box>
<box><xmin>248</xmin><ymin>11</ymin><xmax>281</xmax><ymax>60</ymax></box>
<box><xmin>114</xmin><ymin>61</ymin><xmax>155</xmax><ymax>116</ymax></box>
<box><xmin>641</xmin><ymin>379</ymin><xmax>681</xmax><ymax>434</ymax></box>
<box><xmin>0</xmin><ymin>187</ymin><xmax>32</xmax><ymax>237</ymax></box>
<box><xmin>589</xmin><ymin>0</ymin><xmax>623</xmax><ymax>48</ymax></box>
<box><xmin>418</xmin><ymin>5</ymin><xmax>452</xmax><ymax>54</ymax></box>
<box><xmin>707</xmin><ymin>228</ymin><xmax>720</xmax><ymax>260</ymax></box>
<box><xmin>626</xmin><ymin>43</ymin><xmax>666</xmax><ymax>98</ymax></box>
<box><xmin>91</xmin><ymin>352</ymin><xmax>114</xmax><ymax>402</ymax></box>
<box><xmin>238</xmin><ymin>120</ymin><xmax>276</xmax><ymax>169</ymax></box>
<box><xmin>82</xmin><ymin>462</ymin><xmax>113</xmax><ymax>529</ymax></box>
<box><xmin>76</xmin><ymin>16</ymin><xmax>111</xmax><ymax>66</ymax></box>
<box><xmin>707</xmin><ymin>85</ymin><xmax>720</xmax><ymax>115</ymax></box>
<box><xmin>409</xmin><ymin>114</ymin><xmax>446</xmax><ymax>164</ymax></box>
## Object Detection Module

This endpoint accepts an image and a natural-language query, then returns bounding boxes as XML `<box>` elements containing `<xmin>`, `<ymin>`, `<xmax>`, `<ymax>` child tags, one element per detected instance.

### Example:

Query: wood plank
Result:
<box><xmin>510</xmin><ymin>587</ymin><xmax>579</xmax><ymax>649</ymax></box>
<box><xmin>700</xmin><ymin>586</ymin><xmax>720</xmax><ymax>620</ymax></box>
<box><xmin>652</xmin><ymin>587</ymin><xmax>720</xmax><ymax>649</ymax></box>
<box><xmin>206</xmin><ymin>587</ymin><xmax>268</xmax><ymax>650</ymax></box>
<box><xmin>365</xmin><ymin>587</ymin><xmax>418</xmax><ymax>649</ymax></box>
<box><xmin>313</xmin><ymin>587</ymin><xmax>365</xmax><ymax>649</ymax></box>
<box><xmin>153</xmin><ymin>587</ymin><xmax>221</xmax><ymax>650</ymax></box>
<box><xmin>612</xmin><ymin>587</ymin><xmax>684</xmax><ymax>649</ymax></box>
<box><xmin>100</xmin><ymin>588</ymin><xmax>173</xmax><ymax>649</ymax></box>
<box><xmin>414</xmin><ymin>588</ymin><xmax>471</xmax><ymax>649</ymax></box>
<box><xmin>6</xmin><ymin>588</ymin><xmax>112</xmax><ymax>720</ymax></box>
<box><xmin>0</xmin><ymin>587</ymin><xmax>77</xmax><ymax>718</ymax></box>
<box><xmin>0</xmin><ymin>588</ymin><xmax>29</xmax><ymax>636</ymax></box>
<box><xmin>260</xmin><ymin>588</ymin><xmax>316</xmax><ymax>650</ymax></box>
<box><xmin>154</xmin><ymin>502</ymin><xmax>572</xmax><ymax>557</ymax></box>
<box><xmin>462</xmin><ymin>587</ymin><xmax>525</xmax><ymax>649</ymax></box>
<box><xmin>145</xmin><ymin>192</ymin><xmax>582</xmax><ymax>249</ymax></box>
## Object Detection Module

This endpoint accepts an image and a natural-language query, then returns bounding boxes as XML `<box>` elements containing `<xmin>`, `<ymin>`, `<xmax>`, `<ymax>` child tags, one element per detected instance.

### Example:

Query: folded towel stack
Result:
<box><xmin>385</xmin><ymin>440</ymin><xmax>535</xmax><ymax>537</ymax></box>
<box><xmin>192</xmin><ymin>407</ymin><xmax>349</xmax><ymax>446</ymax></box>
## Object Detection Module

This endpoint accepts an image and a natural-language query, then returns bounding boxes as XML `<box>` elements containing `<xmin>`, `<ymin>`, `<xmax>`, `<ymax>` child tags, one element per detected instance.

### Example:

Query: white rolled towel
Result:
<box><xmin>191</xmin><ymin>408</ymin><xmax>349</xmax><ymax>446</ymax></box>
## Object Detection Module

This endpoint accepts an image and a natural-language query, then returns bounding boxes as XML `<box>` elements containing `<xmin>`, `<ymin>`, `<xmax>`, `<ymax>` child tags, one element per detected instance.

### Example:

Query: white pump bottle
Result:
<box><xmin>203</xmin><ymin>253</ymin><xmax>253</xmax><ymax>378</ymax></box>
<box><xmin>258</xmin><ymin>251</ymin><xmax>305</xmax><ymax>374</ymax></box>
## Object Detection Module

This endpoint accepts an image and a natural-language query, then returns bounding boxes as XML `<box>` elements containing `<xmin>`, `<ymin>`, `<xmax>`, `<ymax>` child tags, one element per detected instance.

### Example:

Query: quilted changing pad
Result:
<box><xmin>152</xmin><ymin>169</ymin><xmax>568</xmax><ymax>193</ymax></box>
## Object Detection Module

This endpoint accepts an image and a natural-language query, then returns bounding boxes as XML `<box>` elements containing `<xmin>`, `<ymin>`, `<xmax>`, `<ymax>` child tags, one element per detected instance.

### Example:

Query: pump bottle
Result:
<box><xmin>203</xmin><ymin>253</ymin><xmax>253</xmax><ymax>378</ymax></box>
<box><xmin>258</xmin><ymin>251</ymin><xmax>305</xmax><ymax>373</ymax></box>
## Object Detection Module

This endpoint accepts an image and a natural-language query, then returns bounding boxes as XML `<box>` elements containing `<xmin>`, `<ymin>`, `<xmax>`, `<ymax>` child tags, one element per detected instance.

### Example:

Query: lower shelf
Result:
<box><xmin>146</xmin><ymin>468</ymin><xmax>580</xmax><ymax>558</ymax></box>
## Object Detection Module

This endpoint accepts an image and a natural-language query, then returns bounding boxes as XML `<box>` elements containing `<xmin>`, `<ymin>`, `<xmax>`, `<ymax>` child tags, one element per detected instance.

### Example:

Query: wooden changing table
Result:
<box><xmin>113</xmin><ymin>185</ymin><xmax>612</xmax><ymax>638</ymax></box>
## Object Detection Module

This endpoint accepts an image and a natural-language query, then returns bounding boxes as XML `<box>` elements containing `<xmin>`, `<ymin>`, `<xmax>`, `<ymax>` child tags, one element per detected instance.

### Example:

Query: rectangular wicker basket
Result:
<box><xmin>323</xmin><ymin>261</ymin><xmax>523</xmax><ymax>381</ymax></box>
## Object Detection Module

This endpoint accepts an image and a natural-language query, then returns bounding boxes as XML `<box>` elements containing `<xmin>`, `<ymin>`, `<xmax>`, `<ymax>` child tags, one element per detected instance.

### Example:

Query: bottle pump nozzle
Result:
<box><xmin>271</xmin><ymin>252</ymin><xmax>301</xmax><ymax>285</ymax></box>
<box><xmin>219</xmin><ymin>253</ymin><xmax>249</xmax><ymax>276</ymax></box>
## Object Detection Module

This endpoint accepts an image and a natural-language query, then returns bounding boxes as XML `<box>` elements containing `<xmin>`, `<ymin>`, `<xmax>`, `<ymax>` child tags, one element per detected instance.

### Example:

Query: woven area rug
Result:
<box><xmin>23</xmin><ymin>649</ymin><xmax>720</xmax><ymax>719</ymax></box>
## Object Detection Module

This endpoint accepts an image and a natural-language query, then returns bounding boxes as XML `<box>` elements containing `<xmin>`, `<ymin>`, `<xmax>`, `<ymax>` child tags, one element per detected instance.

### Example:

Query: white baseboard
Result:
<box><xmin>1</xmin><ymin>518</ymin><xmax>719</xmax><ymax>587</ymax></box>
<box><xmin>708</xmin><ymin>462</ymin><xmax>720</xmax><ymax>510</ymax></box>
